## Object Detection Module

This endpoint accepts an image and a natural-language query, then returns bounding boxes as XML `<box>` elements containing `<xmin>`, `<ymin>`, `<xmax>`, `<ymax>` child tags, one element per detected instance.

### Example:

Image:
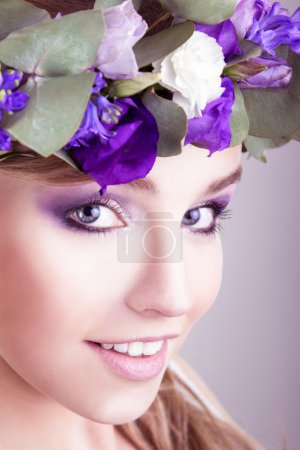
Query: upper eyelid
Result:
<box><xmin>65</xmin><ymin>197</ymin><xmax>227</xmax><ymax>228</ymax></box>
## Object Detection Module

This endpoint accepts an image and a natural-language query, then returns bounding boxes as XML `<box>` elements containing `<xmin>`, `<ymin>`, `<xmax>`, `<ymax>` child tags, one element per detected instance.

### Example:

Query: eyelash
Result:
<box><xmin>62</xmin><ymin>196</ymin><xmax>232</xmax><ymax>239</ymax></box>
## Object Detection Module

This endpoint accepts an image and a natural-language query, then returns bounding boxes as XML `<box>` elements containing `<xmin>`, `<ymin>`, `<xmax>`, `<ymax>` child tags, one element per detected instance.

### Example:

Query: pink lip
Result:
<box><xmin>86</xmin><ymin>340</ymin><xmax>168</xmax><ymax>381</ymax></box>
<box><xmin>96</xmin><ymin>333</ymin><xmax>179</xmax><ymax>345</ymax></box>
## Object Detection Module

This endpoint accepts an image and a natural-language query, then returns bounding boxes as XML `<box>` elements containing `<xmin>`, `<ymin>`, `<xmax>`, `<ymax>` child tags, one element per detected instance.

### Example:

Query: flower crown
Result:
<box><xmin>0</xmin><ymin>0</ymin><xmax>299</xmax><ymax>195</ymax></box>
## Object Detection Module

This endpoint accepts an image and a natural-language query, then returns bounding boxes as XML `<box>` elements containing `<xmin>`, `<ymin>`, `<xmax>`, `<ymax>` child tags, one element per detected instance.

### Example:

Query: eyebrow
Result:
<box><xmin>124</xmin><ymin>164</ymin><xmax>243</xmax><ymax>197</ymax></box>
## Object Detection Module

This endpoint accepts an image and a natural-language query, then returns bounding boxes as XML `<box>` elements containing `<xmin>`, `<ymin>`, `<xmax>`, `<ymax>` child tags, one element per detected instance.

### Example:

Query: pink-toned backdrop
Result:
<box><xmin>181</xmin><ymin>2</ymin><xmax>300</xmax><ymax>448</ymax></box>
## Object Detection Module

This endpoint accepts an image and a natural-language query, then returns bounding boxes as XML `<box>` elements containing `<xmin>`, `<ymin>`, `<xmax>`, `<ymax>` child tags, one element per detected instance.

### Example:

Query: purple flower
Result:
<box><xmin>65</xmin><ymin>100</ymin><xmax>116</xmax><ymax>148</ymax></box>
<box><xmin>231</xmin><ymin>0</ymin><xmax>274</xmax><ymax>39</ymax></box>
<box><xmin>232</xmin><ymin>0</ymin><xmax>300</xmax><ymax>56</ymax></box>
<box><xmin>95</xmin><ymin>0</ymin><xmax>148</xmax><ymax>79</ymax></box>
<box><xmin>185</xmin><ymin>77</ymin><xmax>235</xmax><ymax>154</ymax></box>
<box><xmin>194</xmin><ymin>19</ymin><xmax>242</xmax><ymax>61</ymax></box>
<box><xmin>238</xmin><ymin>55</ymin><xmax>292</xmax><ymax>88</ymax></box>
<box><xmin>0</xmin><ymin>68</ymin><xmax>29</xmax><ymax>152</ymax></box>
<box><xmin>0</xmin><ymin>128</ymin><xmax>11</xmax><ymax>152</ymax></box>
<box><xmin>69</xmin><ymin>96</ymin><xmax>159</xmax><ymax>195</ymax></box>
<box><xmin>65</xmin><ymin>72</ymin><xmax>122</xmax><ymax>148</ymax></box>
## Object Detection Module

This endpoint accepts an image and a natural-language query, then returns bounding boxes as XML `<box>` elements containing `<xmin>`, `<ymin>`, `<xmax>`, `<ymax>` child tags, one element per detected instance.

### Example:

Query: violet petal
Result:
<box><xmin>238</xmin><ymin>56</ymin><xmax>293</xmax><ymax>88</ymax></box>
<box><xmin>70</xmin><ymin>96</ymin><xmax>159</xmax><ymax>194</ymax></box>
<box><xmin>195</xmin><ymin>20</ymin><xmax>242</xmax><ymax>61</ymax></box>
<box><xmin>185</xmin><ymin>77</ymin><xmax>235</xmax><ymax>154</ymax></box>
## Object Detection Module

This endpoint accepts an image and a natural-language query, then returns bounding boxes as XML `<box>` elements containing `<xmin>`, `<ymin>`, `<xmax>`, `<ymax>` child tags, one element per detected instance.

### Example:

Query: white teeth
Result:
<box><xmin>101</xmin><ymin>343</ymin><xmax>114</xmax><ymax>350</ymax></box>
<box><xmin>113</xmin><ymin>343</ymin><xmax>128</xmax><ymax>353</ymax></box>
<box><xmin>100</xmin><ymin>340</ymin><xmax>164</xmax><ymax>356</ymax></box>
<box><xmin>128</xmin><ymin>341</ymin><xmax>143</xmax><ymax>356</ymax></box>
<box><xmin>143</xmin><ymin>340</ymin><xmax>163</xmax><ymax>355</ymax></box>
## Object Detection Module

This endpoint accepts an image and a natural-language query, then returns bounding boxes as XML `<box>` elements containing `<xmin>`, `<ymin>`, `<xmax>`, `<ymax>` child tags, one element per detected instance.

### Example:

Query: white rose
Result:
<box><xmin>153</xmin><ymin>32</ymin><xmax>226</xmax><ymax>119</ymax></box>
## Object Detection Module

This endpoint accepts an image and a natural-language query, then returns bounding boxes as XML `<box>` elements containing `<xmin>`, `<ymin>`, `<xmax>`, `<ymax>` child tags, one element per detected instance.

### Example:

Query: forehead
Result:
<box><xmin>114</xmin><ymin>144</ymin><xmax>242</xmax><ymax>200</ymax></box>
<box><xmin>0</xmin><ymin>145</ymin><xmax>242</xmax><ymax>217</ymax></box>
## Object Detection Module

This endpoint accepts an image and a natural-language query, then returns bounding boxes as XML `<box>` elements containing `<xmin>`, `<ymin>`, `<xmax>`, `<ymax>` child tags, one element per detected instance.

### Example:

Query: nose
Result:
<box><xmin>124</xmin><ymin>261</ymin><xmax>193</xmax><ymax>318</ymax></box>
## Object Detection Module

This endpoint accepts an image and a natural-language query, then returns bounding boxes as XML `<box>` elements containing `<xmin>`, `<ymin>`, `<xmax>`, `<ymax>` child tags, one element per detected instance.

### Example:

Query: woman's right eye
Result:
<box><xmin>65</xmin><ymin>199</ymin><xmax>127</xmax><ymax>234</ymax></box>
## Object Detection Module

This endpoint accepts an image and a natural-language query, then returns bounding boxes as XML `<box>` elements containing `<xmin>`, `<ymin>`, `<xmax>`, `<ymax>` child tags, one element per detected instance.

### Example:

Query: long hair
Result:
<box><xmin>0</xmin><ymin>143</ymin><xmax>271</xmax><ymax>450</ymax></box>
<box><xmin>0</xmin><ymin>1</ymin><xmax>289</xmax><ymax>448</ymax></box>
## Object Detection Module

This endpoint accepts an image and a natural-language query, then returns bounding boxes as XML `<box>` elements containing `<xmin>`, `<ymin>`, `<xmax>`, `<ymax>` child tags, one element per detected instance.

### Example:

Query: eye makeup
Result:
<box><xmin>37</xmin><ymin>187</ymin><xmax>133</xmax><ymax>221</ymax></box>
<box><xmin>57</xmin><ymin>193</ymin><xmax>233</xmax><ymax>239</ymax></box>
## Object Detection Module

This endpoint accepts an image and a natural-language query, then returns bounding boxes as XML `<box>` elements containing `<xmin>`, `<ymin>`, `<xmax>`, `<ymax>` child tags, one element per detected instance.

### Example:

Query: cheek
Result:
<box><xmin>0</xmin><ymin>221</ymin><xmax>161</xmax><ymax>423</ymax></box>
<box><xmin>185</xmin><ymin>236</ymin><xmax>223</xmax><ymax>326</ymax></box>
<box><xmin>0</xmin><ymin>219</ymin><xmax>123</xmax><ymax>360</ymax></box>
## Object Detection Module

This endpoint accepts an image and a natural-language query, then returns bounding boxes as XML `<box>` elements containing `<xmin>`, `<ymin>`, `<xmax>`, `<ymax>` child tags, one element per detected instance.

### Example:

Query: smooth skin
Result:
<box><xmin>0</xmin><ymin>144</ymin><xmax>242</xmax><ymax>450</ymax></box>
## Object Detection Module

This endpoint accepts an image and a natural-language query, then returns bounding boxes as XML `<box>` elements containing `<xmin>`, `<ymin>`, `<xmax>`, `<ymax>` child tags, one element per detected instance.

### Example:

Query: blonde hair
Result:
<box><xmin>0</xmin><ymin>1</ymin><xmax>289</xmax><ymax>448</ymax></box>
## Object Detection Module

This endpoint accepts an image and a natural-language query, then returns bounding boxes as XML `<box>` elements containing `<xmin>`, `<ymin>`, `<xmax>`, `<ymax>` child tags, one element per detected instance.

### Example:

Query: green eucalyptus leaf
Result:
<box><xmin>3</xmin><ymin>72</ymin><xmax>95</xmax><ymax>157</ymax></box>
<box><xmin>55</xmin><ymin>150</ymin><xmax>81</xmax><ymax>171</ymax></box>
<box><xmin>0</xmin><ymin>0</ymin><xmax>50</xmax><ymax>41</ymax></box>
<box><xmin>275</xmin><ymin>44</ymin><xmax>289</xmax><ymax>60</ymax></box>
<box><xmin>0</xmin><ymin>10</ymin><xmax>104</xmax><ymax>76</ymax></box>
<box><xmin>132</xmin><ymin>0</ymin><xmax>142</xmax><ymax>11</ymax></box>
<box><xmin>243</xmin><ymin>136</ymin><xmax>267</xmax><ymax>162</ymax></box>
<box><xmin>108</xmin><ymin>73</ymin><xmax>161</xmax><ymax>97</ymax></box>
<box><xmin>224</xmin><ymin>61</ymin><xmax>266</xmax><ymax>82</ymax></box>
<box><xmin>94</xmin><ymin>0</ymin><xmax>141</xmax><ymax>10</ymax></box>
<box><xmin>243</xmin><ymin>135</ymin><xmax>290</xmax><ymax>162</ymax></box>
<box><xmin>291</xmin><ymin>129</ymin><xmax>300</xmax><ymax>141</ymax></box>
<box><xmin>134</xmin><ymin>22</ymin><xmax>194</xmax><ymax>68</ymax></box>
<box><xmin>142</xmin><ymin>89</ymin><xmax>187</xmax><ymax>157</ymax></box>
<box><xmin>157</xmin><ymin>0</ymin><xmax>238</xmax><ymax>24</ymax></box>
<box><xmin>241</xmin><ymin>49</ymin><xmax>300</xmax><ymax>138</ymax></box>
<box><xmin>226</xmin><ymin>41</ymin><xmax>262</xmax><ymax>68</ymax></box>
<box><xmin>230</xmin><ymin>85</ymin><xmax>249</xmax><ymax>147</ymax></box>
<box><xmin>94</xmin><ymin>0</ymin><xmax>123</xmax><ymax>8</ymax></box>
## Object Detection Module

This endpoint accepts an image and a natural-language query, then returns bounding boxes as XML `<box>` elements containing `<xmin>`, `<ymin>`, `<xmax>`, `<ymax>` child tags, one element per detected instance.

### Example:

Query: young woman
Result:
<box><xmin>0</xmin><ymin>0</ymin><xmax>297</xmax><ymax>448</ymax></box>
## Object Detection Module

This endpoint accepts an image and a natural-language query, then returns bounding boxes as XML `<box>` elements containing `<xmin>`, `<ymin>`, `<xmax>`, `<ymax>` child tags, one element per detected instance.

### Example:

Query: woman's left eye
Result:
<box><xmin>182</xmin><ymin>203</ymin><xmax>232</xmax><ymax>237</ymax></box>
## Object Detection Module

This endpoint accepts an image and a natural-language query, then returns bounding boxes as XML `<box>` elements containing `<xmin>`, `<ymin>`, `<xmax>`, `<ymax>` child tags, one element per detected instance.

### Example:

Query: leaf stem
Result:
<box><xmin>148</xmin><ymin>12</ymin><xmax>172</xmax><ymax>32</ymax></box>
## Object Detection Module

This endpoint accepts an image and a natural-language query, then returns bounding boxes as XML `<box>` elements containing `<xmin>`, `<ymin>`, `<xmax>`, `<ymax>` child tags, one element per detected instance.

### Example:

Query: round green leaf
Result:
<box><xmin>291</xmin><ymin>129</ymin><xmax>300</xmax><ymax>141</ymax></box>
<box><xmin>226</xmin><ymin>41</ymin><xmax>262</xmax><ymax>68</ymax></box>
<box><xmin>142</xmin><ymin>89</ymin><xmax>187</xmax><ymax>157</ymax></box>
<box><xmin>3</xmin><ymin>72</ymin><xmax>95</xmax><ymax>157</ymax></box>
<box><xmin>108</xmin><ymin>73</ymin><xmax>161</xmax><ymax>97</ymax></box>
<box><xmin>241</xmin><ymin>49</ymin><xmax>300</xmax><ymax>138</ymax></box>
<box><xmin>133</xmin><ymin>0</ymin><xmax>142</xmax><ymax>11</ymax></box>
<box><xmin>0</xmin><ymin>10</ymin><xmax>104</xmax><ymax>76</ymax></box>
<box><xmin>94</xmin><ymin>0</ymin><xmax>123</xmax><ymax>8</ymax></box>
<box><xmin>55</xmin><ymin>150</ymin><xmax>82</xmax><ymax>171</ymax></box>
<box><xmin>230</xmin><ymin>85</ymin><xmax>249</xmax><ymax>147</ymax></box>
<box><xmin>94</xmin><ymin>0</ymin><xmax>141</xmax><ymax>10</ymax></box>
<box><xmin>134</xmin><ymin>22</ymin><xmax>195</xmax><ymax>68</ymax></box>
<box><xmin>243</xmin><ymin>135</ymin><xmax>290</xmax><ymax>162</ymax></box>
<box><xmin>157</xmin><ymin>0</ymin><xmax>238</xmax><ymax>24</ymax></box>
<box><xmin>0</xmin><ymin>0</ymin><xmax>50</xmax><ymax>41</ymax></box>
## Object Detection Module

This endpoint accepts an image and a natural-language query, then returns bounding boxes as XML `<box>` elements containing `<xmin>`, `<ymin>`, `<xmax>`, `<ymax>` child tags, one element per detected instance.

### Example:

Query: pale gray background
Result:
<box><xmin>181</xmin><ymin>2</ymin><xmax>299</xmax><ymax>448</ymax></box>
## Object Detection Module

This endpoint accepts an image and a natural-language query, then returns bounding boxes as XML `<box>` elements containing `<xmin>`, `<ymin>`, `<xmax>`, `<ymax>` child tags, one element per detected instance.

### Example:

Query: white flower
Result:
<box><xmin>95</xmin><ymin>0</ymin><xmax>148</xmax><ymax>80</ymax></box>
<box><xmin>153</xmin><ymin>32</ymin><xmax>226</xmax><ymax>119</ymax></box>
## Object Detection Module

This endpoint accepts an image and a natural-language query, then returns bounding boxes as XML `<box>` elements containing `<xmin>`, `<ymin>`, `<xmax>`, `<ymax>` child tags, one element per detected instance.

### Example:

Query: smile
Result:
<box><xmin>100</xmin><ymin>340</ymin><xmax>164</xmax><ymax>356</ymax></box>
<box><xmin>86</xmin><ymin>339</ymin><xmax>169</xmax><ymax>381</ymax></box>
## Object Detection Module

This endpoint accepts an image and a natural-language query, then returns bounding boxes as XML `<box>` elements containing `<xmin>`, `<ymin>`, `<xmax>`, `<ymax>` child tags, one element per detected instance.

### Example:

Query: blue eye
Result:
<box><xmin>63</xmin><ymin>197</ymin><xmax>127</xmax><ymax>237</ymax></box>
<box><xmin>61</xmin><ymin>196</ymin><xmax>232</xmax><ymax>239</ymax></box>
<box><xmin>72</xmin><ymin>203</ymin><xmax>125</xmax><ymax>229</ymax></box>
<box><xmin>182</xmin><ymin>202</ymin><xmax>233</xmax><ymax>237</ymax></box>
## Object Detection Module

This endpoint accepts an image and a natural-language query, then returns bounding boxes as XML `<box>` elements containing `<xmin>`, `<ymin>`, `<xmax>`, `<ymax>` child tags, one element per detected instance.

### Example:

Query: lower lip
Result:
<box><xmin>86</xmin><ymin>340</ymin><xmax>168</xmax><ymax>381</ymax></box>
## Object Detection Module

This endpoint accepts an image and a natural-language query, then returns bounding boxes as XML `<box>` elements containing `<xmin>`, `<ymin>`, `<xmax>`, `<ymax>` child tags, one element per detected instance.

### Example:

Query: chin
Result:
<box><xmin>73</xmin><ymin>389</ymin><xmax>159</xmax><ymax>425</ymax></box>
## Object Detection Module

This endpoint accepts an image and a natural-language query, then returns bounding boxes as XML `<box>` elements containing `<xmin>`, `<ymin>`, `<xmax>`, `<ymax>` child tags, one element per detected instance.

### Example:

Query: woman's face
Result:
<box><xmin>0</xmin><ymin>144</ymin><xmax>241</xmax><ymax>424</ymax></box>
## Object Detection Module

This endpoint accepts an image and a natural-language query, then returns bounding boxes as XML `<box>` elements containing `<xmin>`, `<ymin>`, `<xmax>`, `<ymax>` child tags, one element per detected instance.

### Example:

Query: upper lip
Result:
<box><xmin>88</xmin><ymin>333</ymin><xmax>180</xmax><ymax>345</ymax></box>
